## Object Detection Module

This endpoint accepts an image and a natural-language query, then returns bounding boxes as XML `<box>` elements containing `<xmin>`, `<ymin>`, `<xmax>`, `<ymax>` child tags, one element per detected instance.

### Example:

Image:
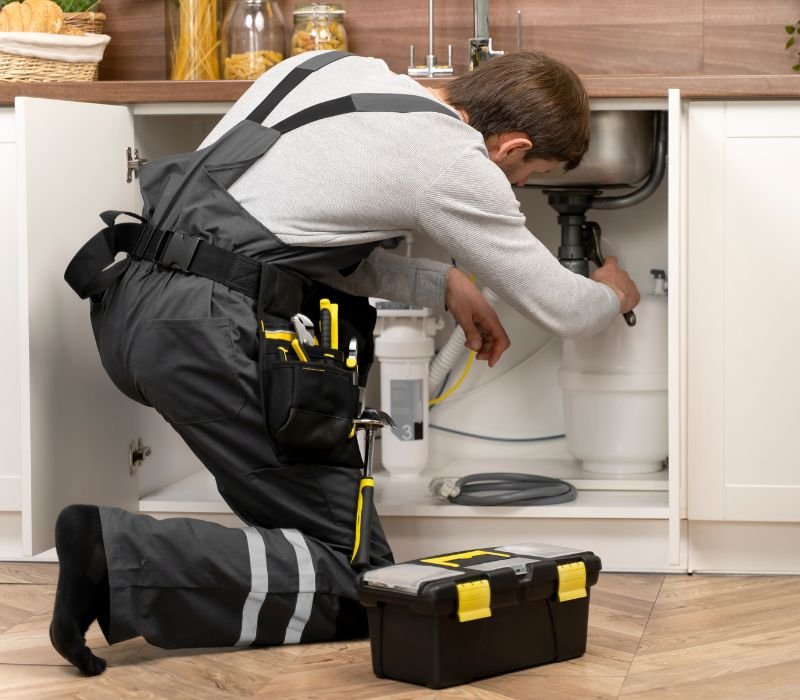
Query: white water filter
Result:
<box><xmin>373</xmin><ymin>304</ymin><xmax>441</xmax><ymax>477</ymax></box>
<box><xmin>558</xmin><ymin>270</ymin><xmax>669</xmax><ymax>474</ymax></box>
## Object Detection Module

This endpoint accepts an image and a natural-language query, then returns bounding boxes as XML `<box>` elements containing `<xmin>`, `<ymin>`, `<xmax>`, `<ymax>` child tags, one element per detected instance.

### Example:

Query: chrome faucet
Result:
<box><xmin>408</xmin><ymin>0</ymin><xmax>453</xmax><ymax>78</ymax></box>
<box><xmin>470</xmin><ymin>0</ymin><xmax>505</xmax><ymax>70</ymax></box>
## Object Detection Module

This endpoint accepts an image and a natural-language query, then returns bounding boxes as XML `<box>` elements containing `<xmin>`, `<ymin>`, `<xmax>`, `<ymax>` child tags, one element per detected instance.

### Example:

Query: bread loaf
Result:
<box><xmin>1</xmin><ymin>2</ymin><xmax>24</xmax><ymax>32</ymax></box>
<box><xmin>0</xmin><ymin>0</ymin><xmax>73</xmax><ymax>34</ymax></box>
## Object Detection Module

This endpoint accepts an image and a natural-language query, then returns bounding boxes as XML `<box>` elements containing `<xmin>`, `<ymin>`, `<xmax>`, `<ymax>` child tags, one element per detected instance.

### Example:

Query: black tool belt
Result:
<box><xmin>64</xmin><ymin>210</ymin><xmax>303</xmax><ymax>317</ymax></box>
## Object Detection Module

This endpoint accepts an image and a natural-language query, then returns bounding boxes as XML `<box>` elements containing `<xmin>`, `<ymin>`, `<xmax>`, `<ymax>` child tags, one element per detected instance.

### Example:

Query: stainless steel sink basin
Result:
<box><xmin>526</xmin><ymin>111</ymin><xmax>656</xmax><ymax>188</ymax></box>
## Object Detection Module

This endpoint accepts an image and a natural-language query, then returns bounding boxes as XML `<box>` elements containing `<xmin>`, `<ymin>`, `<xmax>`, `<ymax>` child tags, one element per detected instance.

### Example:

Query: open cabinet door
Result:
<box><xmin>667</xmin><ymin>88</ymin><xmax>686</xmax><ymax>566</ymax></box>
<box><xmin>18</xmin><ymin>97</ymin><xmax>140</xmax><ymax>555</ymax></box>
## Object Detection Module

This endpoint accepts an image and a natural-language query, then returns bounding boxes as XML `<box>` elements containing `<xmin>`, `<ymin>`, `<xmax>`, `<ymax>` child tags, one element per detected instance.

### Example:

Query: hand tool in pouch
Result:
<box><xmin>347</xmin><ymin>337</ymin><xmax>364</xmax><ymax>412</ymax></box>
<box><xmin>319</xmin><ymin>299</ymin><xmax>332</xmax><ymax>348</ymax></box>
<box><xmin>351</xmin><ymin>408</ymin><xmax>396</xmax><ymax>571</ymax></box>
<box><xmin>347</xmin><ymin>337</ymin><xmax>358</xmax><ymax>375</ymax></box>
<box><xmin>290</xmin><ymin>338</ymin><xmax>308</xmax><ymax>362</ymax></box>
<box><xmin>291</xmin><ymin>313</ymin><xmax>318</xmax><ymax>345</ymax></box>
<box><xmin>319</xmin><ymin>299</ymin><xmax>339</xmax><ymax>349</ymax></box>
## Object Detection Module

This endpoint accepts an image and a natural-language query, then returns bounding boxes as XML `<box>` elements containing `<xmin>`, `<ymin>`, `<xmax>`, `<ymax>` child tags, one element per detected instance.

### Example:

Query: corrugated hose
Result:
<box><xmin>429</xmin><ymin>472</ymin><xmax>577</xmax><ymax>506</ymax></box>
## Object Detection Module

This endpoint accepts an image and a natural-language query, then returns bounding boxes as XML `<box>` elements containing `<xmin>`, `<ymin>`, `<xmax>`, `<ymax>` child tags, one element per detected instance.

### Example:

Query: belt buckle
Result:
<box><xmin>160</xmin><ymin>232</ymin><xmax>199</xmax><ymax>272</ymax></box>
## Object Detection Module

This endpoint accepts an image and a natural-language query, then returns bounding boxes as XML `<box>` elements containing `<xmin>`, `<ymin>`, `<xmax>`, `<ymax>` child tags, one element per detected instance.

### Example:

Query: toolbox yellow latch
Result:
<box><xmin>557</xmin><ymin>561</ymin><xmax>587</xmax><ymax>602</ymax></box>
<box><xmin>456</xmin><ymin>579</ymin><xmax>492</xmax><ymax>622</ymax></box>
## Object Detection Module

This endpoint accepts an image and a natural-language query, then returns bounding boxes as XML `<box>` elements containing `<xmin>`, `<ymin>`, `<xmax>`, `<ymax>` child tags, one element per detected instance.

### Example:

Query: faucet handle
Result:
<box><xmin>469</xmin><ymin>37</ymin><xmax>504</xmax><ymax>71</ymax></box>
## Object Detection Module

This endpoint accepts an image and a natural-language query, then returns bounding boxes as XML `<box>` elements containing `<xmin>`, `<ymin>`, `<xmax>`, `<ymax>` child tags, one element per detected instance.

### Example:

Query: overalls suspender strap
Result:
<box><xmin>244</xmin><ymin>50</ymin><xmax>351</xmax><ymax>124</ymax></box>
<box><xmin>64</xmin><ymin>52</ymin><xmax>458</xmax><ymax>302</ymax></box>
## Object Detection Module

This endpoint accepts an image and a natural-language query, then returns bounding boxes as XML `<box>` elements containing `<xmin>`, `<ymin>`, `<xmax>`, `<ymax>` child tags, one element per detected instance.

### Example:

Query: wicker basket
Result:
<box><xmin>0</xmin><ymin>30</ymin><xmax>109</xmax><ymax>82</ymax></box>
<box><xmin>63</xmin><ymin>11</ymin><xmax>106</xmax><ymax>35</ymax></box>
<box><xmin>0</xmin><ymin>52</ymin><xmax>97</xmax><ymax>81</ymax></box>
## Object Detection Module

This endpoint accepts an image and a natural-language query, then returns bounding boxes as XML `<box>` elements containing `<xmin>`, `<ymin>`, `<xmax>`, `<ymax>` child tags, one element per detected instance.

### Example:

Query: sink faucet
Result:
<box><xmin>408</xmin><ymin>0</ymin><xmax>454</xmax><ymax>78</ymax></box>
<box><xmin>470</xmin><ymin>0</ymin><xmax>504</xmax><ymax>70</ymax></box>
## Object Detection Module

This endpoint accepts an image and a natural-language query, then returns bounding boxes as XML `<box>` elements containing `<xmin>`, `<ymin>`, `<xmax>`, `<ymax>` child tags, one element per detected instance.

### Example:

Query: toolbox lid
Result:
<box><xmin>494</xmin><ymin>543</ymin><xmax>590</xmax><ymax>558</ymax></box>
<box><xmin>360</xmin><ymin>543</ymin><xmax>601</xmax><ymax>601</ymax></box>
<box><xmin>362</xmin><ymin>563</ymin><xmax>467</xmax><ymax>595</ymax></box>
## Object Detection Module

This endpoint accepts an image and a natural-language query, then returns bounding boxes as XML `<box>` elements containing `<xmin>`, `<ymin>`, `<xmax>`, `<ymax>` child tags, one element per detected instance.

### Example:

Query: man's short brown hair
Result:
<box><xmin>443</xmin><ymin>51</ymin><xmax>590</xmax><ymax>170</ymax></box>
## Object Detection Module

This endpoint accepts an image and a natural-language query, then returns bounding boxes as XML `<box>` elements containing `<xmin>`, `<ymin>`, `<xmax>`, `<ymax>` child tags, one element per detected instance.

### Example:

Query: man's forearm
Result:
<box><xmin>316</xmin><ymin>247</ymin><xmax>451</xmax><ymax>308</ymax></box>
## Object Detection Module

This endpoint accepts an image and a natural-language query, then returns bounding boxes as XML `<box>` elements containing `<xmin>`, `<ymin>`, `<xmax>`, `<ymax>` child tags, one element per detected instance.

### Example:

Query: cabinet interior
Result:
<box><xmin>133</xmin><ymin>108</ymin><xmax>674</xmax><ymax>530</ymax></box>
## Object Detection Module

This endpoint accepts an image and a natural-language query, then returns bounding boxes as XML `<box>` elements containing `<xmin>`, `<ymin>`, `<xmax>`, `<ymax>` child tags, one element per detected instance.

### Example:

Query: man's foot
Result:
<box><xmin>49</xmin><ymin>505</ymin><xmax>109</xmax><ymax>676</ymax></box>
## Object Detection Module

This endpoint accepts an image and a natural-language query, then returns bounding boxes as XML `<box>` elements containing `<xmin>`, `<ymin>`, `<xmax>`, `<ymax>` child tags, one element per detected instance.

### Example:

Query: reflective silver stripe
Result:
<box><xmin>281</xmin><ymin>528</ymin><xmax>316</xmax><ymax>645</ymax></box>
<box><xmin>236</xmin><ymin>527</ymin><xmax>269</xmax><ymax>647</ymax></box>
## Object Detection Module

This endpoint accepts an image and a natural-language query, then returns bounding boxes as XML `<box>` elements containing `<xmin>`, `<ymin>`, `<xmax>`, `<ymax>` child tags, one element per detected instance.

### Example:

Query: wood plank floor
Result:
<box><xmin>0</xmin><ymin>564</ymin><xmax>799</xmax><ymax>699</ymax></box>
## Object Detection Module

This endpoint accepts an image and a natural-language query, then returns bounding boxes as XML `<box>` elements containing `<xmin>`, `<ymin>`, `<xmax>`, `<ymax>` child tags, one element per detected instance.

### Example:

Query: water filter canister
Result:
<box><xmin>558</xmin><ymin>269</ymin><xmax>669</xmax><ymax>474</ymax></box>
<box><xmin>373</xmin><ymin>303</ymin><xmax>441</xmax><ymax>478</ymax></box>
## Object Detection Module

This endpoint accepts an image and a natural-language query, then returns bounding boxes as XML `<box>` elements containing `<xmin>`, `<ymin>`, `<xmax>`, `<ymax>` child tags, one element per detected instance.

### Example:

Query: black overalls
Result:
<box><xmin>64</xmin><ymin>52</ymin><xmax>458</xmax><ymax>649</ymax></box>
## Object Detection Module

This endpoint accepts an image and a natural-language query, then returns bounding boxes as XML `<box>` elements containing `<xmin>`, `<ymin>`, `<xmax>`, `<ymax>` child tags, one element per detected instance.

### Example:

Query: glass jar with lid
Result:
<box><xmin>291</xmin><ymin>3</ymin><xmax>348</xmax><ymax>57</ymax></box>
<box><xmin>167</xmin><ymin>0</ymin><xmax>223</xmax><ymax>80</ymax></box>
<box><xmin>221</xmin><ymin>0</ymin><xmax>286</xmax><ymax>80</ymax></box>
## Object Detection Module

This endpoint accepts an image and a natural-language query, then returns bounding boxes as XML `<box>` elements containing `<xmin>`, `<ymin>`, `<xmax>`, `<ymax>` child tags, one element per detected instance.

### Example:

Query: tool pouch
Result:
<box><xmin>263</xmin><ymin>344</ymin><xmax>359</xmax><ymax>450</ymax></box>
<box><xmin>257</xmin><ymin>264</ymin><xmax>364</xmax><ymax>466</ymax></box>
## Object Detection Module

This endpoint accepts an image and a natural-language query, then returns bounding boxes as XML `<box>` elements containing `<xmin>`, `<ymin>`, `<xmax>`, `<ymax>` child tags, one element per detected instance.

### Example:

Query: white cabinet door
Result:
<box><xmin>17</xmin><ymin>98</ymin><xmax>140</xmax><ymax>555</ymax></box>
<box><xmin>0</xmin><ymin>108</ymin><xmax>22</xmax><ymax>511</ymax></box>
<box><xmin>667</xmin><ymin>89</ymin><xmax>687</xmax><ymax>564</ymax></box>
<box><xmin>687</xmin><ymin>101</ymin><xmax>800</xmax><ymax>522</ymax></box>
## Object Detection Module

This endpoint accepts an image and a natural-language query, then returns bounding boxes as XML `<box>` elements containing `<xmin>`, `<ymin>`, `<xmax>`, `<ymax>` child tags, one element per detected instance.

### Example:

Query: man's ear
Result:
<box><xmin>487</xmin><ymin>132</ymin><xmax>533</xmax><ymax>163</ymax></box>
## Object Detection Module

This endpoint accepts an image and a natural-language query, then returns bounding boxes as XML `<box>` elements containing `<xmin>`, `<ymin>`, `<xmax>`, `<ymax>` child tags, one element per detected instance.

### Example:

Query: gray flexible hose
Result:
<box><xmin>430</xmin><ymin>472</ymin><xmax>577</xmax><ymax>506</ymax></box>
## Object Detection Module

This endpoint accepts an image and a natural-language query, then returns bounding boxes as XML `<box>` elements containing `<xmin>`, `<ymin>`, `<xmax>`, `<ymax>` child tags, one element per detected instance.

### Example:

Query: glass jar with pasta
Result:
<box><xmin>291</xmin><ymin>3</ymin><xmax>347</xmax><ymax>56</ymax></box>
<box><xmin>167</xmin><ymin>0</ymin><xmax>223</xmax><ymax>80</ymax></box>
<box><xmin>221</xmin><ymin>0</ymin><xmax>285</xmax><ymax>80</ymax></box>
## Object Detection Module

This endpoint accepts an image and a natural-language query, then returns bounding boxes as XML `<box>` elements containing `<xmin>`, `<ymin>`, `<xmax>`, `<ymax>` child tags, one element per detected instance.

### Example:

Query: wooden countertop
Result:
<box><xmin>1</xmin><ymin>74</ymin><xmax>799</xmax><ymax>106</ymax></box>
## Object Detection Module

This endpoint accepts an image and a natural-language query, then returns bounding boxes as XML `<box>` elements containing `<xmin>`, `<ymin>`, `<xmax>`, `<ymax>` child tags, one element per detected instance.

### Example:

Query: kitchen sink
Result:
<box><xmin>526</xmin><ymin>111</ymin><xmax>656</xmax><ymax>189</ymax></box>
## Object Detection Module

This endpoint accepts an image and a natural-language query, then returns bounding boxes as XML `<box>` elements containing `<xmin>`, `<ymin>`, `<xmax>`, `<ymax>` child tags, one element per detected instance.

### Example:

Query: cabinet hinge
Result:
<box><xmin>129</xmin><ymin>438</ymin><xmax>152</xmax><ymax>476</ymax></box>
<box><xmin>126</xmin><ymin>147</ymin><xmax>149</xmax><ymax>183</ymax></box>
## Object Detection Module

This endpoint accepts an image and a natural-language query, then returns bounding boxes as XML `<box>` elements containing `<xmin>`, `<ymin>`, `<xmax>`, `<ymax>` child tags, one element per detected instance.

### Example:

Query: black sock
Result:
<box><xmin>49</xmin><ymin>504</ymin><xmax>109</xmax><ymax>676</ymax></box>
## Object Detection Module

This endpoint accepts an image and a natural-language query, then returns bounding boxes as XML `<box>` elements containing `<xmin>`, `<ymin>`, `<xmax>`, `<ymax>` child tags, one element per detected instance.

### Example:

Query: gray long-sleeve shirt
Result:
<box><xmin>200</xmin><ymin>52</ymin><xmax>619</xmax><ymax>337</ymax></box>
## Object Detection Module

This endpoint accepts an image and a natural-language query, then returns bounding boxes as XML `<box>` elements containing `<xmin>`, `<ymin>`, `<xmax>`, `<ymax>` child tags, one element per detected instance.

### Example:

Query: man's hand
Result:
<box><xmin>445</xmin><ymin>267</ymin><xmax>510</xmax><ymax>367</ymax></box>
<box><xmin>591</xmin><ymin>256</ymin><xmax>640</xmax><ymax>314</ymax></box>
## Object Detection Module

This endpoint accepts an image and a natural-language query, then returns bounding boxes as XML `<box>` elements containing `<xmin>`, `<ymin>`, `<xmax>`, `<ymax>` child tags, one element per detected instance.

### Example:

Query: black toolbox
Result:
<box><xmin>357</xmin><ymin>543</ymin><xmax>601</xmax><ymax>689</ymax></box>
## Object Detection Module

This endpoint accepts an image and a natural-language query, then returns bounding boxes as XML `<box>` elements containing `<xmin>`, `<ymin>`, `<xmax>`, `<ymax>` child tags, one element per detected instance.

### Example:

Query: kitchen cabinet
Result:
<box><xmin>0</xmin><ymin>92</ymin><xmax>689</xmax><ymax>573</ymax></box>
<box><xmin>7</xmin><ymin>90</ymin><xmax>798</xmax><ymax>574</ymax></box>
<box><xmin>687</xmin><ymin>101</ymin><xmax>800</xmax><ymax>524</ymax></box>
